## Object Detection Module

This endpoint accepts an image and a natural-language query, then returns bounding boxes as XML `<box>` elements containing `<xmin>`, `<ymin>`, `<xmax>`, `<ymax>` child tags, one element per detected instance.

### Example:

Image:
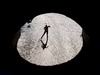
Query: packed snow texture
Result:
<box><xmin>17</xmin><ymin>13</ymin><xmax>83</xmax><ymax>66</ymax></box>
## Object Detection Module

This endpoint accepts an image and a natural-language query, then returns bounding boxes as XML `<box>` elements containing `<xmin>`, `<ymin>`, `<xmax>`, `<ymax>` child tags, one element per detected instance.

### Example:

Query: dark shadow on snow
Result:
<box><xmin>40</xmin><ymin>38</ymin><xmax>48</xmax><ymax>50</ymax></box>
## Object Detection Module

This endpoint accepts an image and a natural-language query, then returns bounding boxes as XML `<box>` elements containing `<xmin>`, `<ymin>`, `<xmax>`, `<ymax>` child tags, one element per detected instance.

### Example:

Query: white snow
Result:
<box><xmin>17</xmin><ymin>13</ymin><xmax>83</xmax><ymax>66</ymax></box>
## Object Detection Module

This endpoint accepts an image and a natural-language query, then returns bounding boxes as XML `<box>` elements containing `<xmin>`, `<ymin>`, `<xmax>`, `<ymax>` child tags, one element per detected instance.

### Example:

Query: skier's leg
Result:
<box><xmin>46</xmin><ymin>31</ymin><xmax>48</xmax><ymax>45</ymax></box>
<box><xmin>41</xmin><ymin>31</ymin><xmax>46</xmax><ymax>39</ymax></box>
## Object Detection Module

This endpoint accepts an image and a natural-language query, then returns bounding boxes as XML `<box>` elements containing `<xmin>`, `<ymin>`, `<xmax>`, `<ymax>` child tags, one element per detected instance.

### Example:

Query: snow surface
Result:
<box><xmin>17</xmin><ymin>13</ymin><xmax>83</xmax><ymax>66</ymax></box>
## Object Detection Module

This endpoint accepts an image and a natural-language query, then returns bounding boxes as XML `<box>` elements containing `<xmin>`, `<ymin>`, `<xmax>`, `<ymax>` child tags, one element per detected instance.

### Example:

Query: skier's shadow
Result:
<box><xmin>40</xmin><ymin>37</ymin><xmax>48</xmax><ymax>50</ymax></box>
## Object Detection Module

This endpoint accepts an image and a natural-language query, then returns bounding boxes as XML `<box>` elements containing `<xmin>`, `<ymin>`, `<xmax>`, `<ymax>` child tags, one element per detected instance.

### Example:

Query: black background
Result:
<box><xmin>0</xmin><ymin>1</ymin><xmax>100</xmax><ymax>75</ymax></box>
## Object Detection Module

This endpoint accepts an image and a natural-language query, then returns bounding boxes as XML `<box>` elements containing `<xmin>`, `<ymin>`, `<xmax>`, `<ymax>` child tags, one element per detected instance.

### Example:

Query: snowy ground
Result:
<box><xmin>17</xmin><ymin>13</ymin><xmax>83</xmax><ymax>66</ymax></box>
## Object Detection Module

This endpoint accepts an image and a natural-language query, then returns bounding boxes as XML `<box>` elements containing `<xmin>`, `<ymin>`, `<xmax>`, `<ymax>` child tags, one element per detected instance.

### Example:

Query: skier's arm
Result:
<box><xmin>48</xmin><ymin>26</ymin><xmax>51</xmax><ymax>27</ymax></box>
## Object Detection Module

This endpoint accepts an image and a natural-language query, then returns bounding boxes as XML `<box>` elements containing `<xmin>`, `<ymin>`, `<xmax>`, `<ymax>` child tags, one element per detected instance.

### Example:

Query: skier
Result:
<box><xmin>40</xmin><ymin>25</ymin><xmax>50</xmax><ymax>40</ymax></box>
<box><xmin>40</xmin><ymin>25</ymin><xmax>50</xmax><ymax>50</ymax></box>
